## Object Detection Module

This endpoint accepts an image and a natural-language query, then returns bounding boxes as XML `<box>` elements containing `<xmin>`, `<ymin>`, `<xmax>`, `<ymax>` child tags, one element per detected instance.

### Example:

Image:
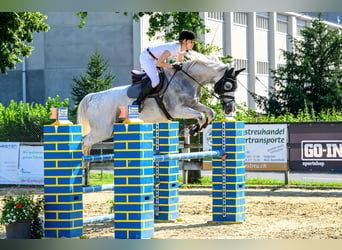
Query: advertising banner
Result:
<box><xmin>19</xmin><ymin>145</ymin><xmax>44</xmax><ymax>185</ymax></box>
<box><xmin>0</xmin><ymin>142</ymin><xmax>20</xmax><ymax>184</ymax></box>
<box><xmin>244</xmin><ymin>124</ymin><xmax>288</xmax><ymax>171</ymax></box>
<box><xmin>288</xmin><ymin>123</ymin><xmax>342</xmax><ymax>171</ymax></box>
<box><xmin>203</xmin><ymin>124</ymin><xmax>288</xmax><ymax>171</ymax></box>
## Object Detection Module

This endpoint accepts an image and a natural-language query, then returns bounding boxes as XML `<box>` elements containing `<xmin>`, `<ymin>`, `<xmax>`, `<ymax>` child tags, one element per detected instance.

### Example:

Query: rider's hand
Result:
<box><xmin>172</xmin><ymin>63</ymin><xmax>182</xmax><ymax>71</ymax></box>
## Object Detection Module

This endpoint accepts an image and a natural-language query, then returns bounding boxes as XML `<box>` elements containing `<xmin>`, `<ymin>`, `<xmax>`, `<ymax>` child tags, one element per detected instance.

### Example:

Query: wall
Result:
<box><xmin>0</xmin><ymin>12</ymin><xmax>135</xmax><ymax>106</ymax></box>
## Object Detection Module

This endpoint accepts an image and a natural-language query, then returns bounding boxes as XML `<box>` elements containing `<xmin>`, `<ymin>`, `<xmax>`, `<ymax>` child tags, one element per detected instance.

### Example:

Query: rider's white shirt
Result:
<box><xmin>140</xmin><ymin>42</ymin><xmax>185</xmax><ymax>87</ymax></box>
<box><xmin>146</xmin><ymin>42</ymin><xmax>184</xmax><ymax>59</ymax></box>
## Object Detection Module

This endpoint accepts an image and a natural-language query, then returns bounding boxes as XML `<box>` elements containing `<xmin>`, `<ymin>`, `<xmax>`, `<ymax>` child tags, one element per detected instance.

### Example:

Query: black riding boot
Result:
<box><xmin>132</xmin><ymin>81</ymin><xmax>154</xmax><ymax>112</ymax></box>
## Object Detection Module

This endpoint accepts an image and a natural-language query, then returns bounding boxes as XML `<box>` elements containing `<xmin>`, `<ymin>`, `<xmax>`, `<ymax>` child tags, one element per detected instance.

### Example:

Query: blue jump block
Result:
<box><xmin>213</xmin><ymin>213</ymin><xmax>246</xmax><ymax>222</ymax></box>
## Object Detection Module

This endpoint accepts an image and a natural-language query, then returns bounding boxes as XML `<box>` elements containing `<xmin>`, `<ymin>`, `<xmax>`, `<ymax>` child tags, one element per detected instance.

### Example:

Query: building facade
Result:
<box><xmin>200</xmin><ymin>12</ymin><xmax>341</xmax><ymax>111</ymax></box>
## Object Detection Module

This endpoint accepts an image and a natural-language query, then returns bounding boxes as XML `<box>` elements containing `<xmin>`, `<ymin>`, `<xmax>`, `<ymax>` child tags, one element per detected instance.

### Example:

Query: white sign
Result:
<box><xmin>203</xmin><ymin>124</ymin><xmax>288</xmax><ymax>171</ymax></box>
<box><xmin>0</xmin><ymin>142</ymin><xmax>20</xmax><ymax>184</ymax></box>
<box><xmin>19</xmin><ymin>145</ymin><xmax>44</xmax><ymax>185</ymax></box>
<box><xmin>245</xmin><ymin>124</ymin><xmax>288</xmax><ymax>170</ymax></box>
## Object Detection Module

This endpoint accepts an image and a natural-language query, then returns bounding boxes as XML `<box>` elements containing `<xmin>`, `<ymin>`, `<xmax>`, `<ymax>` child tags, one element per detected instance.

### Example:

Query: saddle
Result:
<box><xmin>126</xmin><ymin>67</ymin><xmax>174</xmax><ymax>120</ymax></box>
<box><xmin>127</xmin><ymin>68</ymin><xmax>165</xmax><ymax>98</ymax></box>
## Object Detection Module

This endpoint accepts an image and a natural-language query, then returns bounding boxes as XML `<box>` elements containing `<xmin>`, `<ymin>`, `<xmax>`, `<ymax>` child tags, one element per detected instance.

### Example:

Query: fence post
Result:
<box><xmin>43</xmin><ymin>124</ymin><xmax>83</xmax><ymax>238</ymax></box>
<box><xmin>211</xmin><ymin>117</ymin><xmax>246</xmax><ymax>223</ymax></box>
<box><xmin>113</xmin><ymin>106</ymin><xmax>154</xmax><ymax>239</ymax></box>
<box><xmin>154</xmin><ymin>121</ymin><xmax>179</xmax><ymax>222</ymax></box>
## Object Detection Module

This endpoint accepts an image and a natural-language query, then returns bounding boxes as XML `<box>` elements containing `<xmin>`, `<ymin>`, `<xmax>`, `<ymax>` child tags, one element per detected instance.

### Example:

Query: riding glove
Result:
<box><xmin>172</xmin><ymin>63</ymin><xmax>182</xmax><ymax>71</ymax></box>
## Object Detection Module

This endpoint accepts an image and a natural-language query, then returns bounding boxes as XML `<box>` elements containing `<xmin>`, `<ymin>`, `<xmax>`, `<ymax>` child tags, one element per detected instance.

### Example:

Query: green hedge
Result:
<box><xmin>0</xmin><ymin>97</ymin><xmax>341</xmax><ymax>142</ymax></box>
<box><xmin>234</xmin><ymin>103</ymin><xmax>342</xmax><ymax>123</ymax></box>
<box><xmin>0</xmin><ymin>96</ymin><xmax>69</xmax><ymax>142</ymax></box>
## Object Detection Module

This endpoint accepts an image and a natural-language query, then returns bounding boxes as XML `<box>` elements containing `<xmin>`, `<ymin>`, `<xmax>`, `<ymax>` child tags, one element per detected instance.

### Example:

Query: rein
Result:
<box><xmin>151</xmin><ymin>69</ymin><xmax>178</xmax><ymax>120</ymax></box>
<box><xmin>179</xmin><ymin>69</ymin><xmax>205</xmax><ymax>87</ymax></box>
<box><xmin>180</xmin><ymin>68</ymin><xmax>235</xmax><ymax>101</ymax></box>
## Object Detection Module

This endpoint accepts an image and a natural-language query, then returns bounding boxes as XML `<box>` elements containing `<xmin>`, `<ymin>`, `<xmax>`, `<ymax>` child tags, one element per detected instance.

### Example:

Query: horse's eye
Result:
<box><xmin>224</xmin><ymin>82</ymin><xmax>233</xmax><ymax>91</ymax></box>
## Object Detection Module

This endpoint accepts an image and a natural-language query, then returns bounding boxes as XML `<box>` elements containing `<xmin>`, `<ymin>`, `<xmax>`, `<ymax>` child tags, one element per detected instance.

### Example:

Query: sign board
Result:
<box><xmin>128</xmin><ymin>105</ymin><xmax>140</xmax><ymax>119</ymax></box>
<box><xmin>203</xmin><ymin>124</ymin><xmax>288</xmax><ymax>171</ymax></box>
<box><xmin>0</xmin><ymin>143</ymin><xmax>44</xmax><ymax>185</ymax></box>
<box><xmin>0</xmin><ymin>142</ymin><xmax>20</xmax><ymax>184</ymax></box>
<box><xmin>244</xmin><ymin>124</ymin><xmax>288</xmax><ymax>171</ymax></box>
<box><xmin>57</xmin><ymin>107</ymin><xmax>69</xmax><ymax>120</ymax></box>
<box><xmin>288</xmin><ymin>123</ymin><xmax>342</xmax><ymax>171</ymax></box>
<box><xmin>19</xmin><ymin>145</ymin><xmax>44</xmax><ymax>185</ymax></box>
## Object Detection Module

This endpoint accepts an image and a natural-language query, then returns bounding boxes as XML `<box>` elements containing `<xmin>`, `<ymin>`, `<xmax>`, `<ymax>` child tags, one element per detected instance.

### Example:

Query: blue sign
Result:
<box><xmin>128</xmin><ymin>105</ymin><xmax>139</xmax><ymax>119</ymax></box>
<box><xmin>58</xmin><ymin>107</ymin><xmax>68</xmax><ymax>120</ymax></box>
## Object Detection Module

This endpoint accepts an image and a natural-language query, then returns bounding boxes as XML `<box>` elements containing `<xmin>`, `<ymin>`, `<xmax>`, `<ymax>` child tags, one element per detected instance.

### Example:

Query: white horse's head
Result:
<box><xmin>177</xmin><ymin>51</ymin><xmax>245</xmax><ymax>115</ymax></box>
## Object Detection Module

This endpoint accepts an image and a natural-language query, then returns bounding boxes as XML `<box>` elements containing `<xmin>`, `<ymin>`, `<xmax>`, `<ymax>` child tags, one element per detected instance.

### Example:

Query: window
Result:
<box><xmin>296</xmin><ymin>19</ymin><xmax>307</xmax><ymax>36</ymax></box>
<box><xmin>277</xmin><ymin>14</ymin><xmax>288</xmax><ymax>33</ymax></box>
<box><xmin>257</xmin><ymin>61</ymin><xmax>270</xmax><ymax>75</ymax></box>
<box><xmin>208</xmin><ymin>12</ymin><xmax>224</xmax><ymax>21</ymax></box>
<box><xmin>256</xmin><ymin>12</ymin><xmax>269</xmax><ymax>30</ymax></box>
<box><xmin>234</xmin><ymin>59</ymin><xmax>248</xmax><ymax>73</ymax></box>
<box><xmin>277</xmin><ymin>63</ymin><xmax>286</xmax><ymax>69</ymax></box>
<box><xmin>234</xmin><ymin>12</ymin><xmax>248</xmax><ymax>25</ymax></box>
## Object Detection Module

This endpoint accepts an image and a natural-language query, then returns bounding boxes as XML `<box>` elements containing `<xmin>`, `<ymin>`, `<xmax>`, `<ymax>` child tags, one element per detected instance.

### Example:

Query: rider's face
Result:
<box><xmin>184</xmin><ymin>39</ymin><xmax>195</xmax><ymax>50</ymax></box>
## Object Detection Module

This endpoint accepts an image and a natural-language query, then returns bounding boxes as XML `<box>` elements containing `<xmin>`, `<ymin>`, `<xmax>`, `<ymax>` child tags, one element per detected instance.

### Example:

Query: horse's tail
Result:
<box><xmin>77</xmin><ymin>94</ymin><xmax>92</xmax><ymax>136</ymax></box>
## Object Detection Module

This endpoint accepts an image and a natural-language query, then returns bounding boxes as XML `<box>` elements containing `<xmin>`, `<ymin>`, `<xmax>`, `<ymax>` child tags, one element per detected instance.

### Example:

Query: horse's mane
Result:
<box><xmin>183</xmin><ymin>51</ymin><xmax>226</xmax><ymax>71</ymax></box>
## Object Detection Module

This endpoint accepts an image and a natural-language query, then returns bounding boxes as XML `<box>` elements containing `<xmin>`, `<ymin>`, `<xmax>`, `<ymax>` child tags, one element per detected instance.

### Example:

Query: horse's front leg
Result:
<box><xmin>177</xmin><ymin>105</ymin><xmax>215</xmax><ymax>137</ymax></box>
<box><xmin>188</xmin><ymin>103</ymin><xmax>215</xmax><ymax>135</ymax></box>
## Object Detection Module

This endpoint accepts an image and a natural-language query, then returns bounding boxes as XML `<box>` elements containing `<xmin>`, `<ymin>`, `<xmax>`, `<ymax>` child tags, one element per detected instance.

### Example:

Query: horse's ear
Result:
<box><xmin>227</xmin><ymin>67</ymin><xmax>235</xmax><ymax>76</ymax></box>
<box><xmin>235</xmin><ymin>68</ymin><xmax>245</xmax><ymax>76</ymax></box>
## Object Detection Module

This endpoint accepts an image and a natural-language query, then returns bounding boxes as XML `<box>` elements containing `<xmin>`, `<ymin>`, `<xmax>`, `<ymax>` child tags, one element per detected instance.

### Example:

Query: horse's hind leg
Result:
<box><xmin>82</xmin><ymin>124</ymin><xmax>114</xmax><ymax>168</ymax></box>
<box><xmin>82</xmin><ymin>142</ymin><xmax>91</xmax><ymax>169</ymax></box>
<box><xmin>80</xmin><ymin>139</ymin><xmax>92</xmax><ymax>185</ymax></box>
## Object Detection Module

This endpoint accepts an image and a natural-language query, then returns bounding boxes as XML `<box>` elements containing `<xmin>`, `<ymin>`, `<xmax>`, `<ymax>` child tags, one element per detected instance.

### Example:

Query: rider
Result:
<box><xmin>133</xmin><ymin>30</ymin><xmax>196</xmax><ymax>112</ymax></box>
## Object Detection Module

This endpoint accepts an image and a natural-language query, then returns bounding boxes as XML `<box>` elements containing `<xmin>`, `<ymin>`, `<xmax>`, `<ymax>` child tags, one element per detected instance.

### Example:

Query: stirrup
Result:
<box><xmin>138</xmin><ymin>102</ymin><xmax>144</xmax><ymax>112</ymax></box>
<box><xmin>132</xmin><ymin>99</ymin><xmax>144</xmax><ymax>113</ymax></box>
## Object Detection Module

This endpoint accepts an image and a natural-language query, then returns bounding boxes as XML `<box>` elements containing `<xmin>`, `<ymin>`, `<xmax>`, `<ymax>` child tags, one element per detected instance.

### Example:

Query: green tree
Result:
<box><xmin>77</xmin><ymin>12</ymin><xmax>209</xmax><ymax>40</ymax></box>
<box><xmin>0</xmin><ymin>12</ymin><xmax>50</xmax><ymax>74</ymax></box>
<box><xmin>71</xmin><ymin>49</ymin><xmax>116</xmax><ymax>107</ymax></box>
<box><xmin>252</xmin><ymin>15</ymin><xmax>342</xmax><ymax>116</ymax></box>
<box><xmin>132</xmin><ymin>12</ymin><xmax>209</xmax><ymax>41</ymax></box>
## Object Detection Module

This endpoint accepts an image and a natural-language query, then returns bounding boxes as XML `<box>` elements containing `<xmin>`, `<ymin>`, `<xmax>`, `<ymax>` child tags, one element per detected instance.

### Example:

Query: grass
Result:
<box><xmin>247</xmin><ymin>178</ymin><xmax>342</xmax><ymax>188</ymax></box>
<box><xmin>89</xmin><ymin>172</ymin><xmax>342</xmax><ymax>188</ymax></box>
<box><xmin>89</xmin><ymin>172</ymin><xmax>115</xmax><ymax>186</ymax></box>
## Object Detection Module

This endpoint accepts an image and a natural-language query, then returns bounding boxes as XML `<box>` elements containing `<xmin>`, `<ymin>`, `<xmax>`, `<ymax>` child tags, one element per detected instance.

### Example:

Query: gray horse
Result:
<box><xmin>77</xmin><ymin>53</ymin><xmax>244</xmax><ymax>159</ymax></box>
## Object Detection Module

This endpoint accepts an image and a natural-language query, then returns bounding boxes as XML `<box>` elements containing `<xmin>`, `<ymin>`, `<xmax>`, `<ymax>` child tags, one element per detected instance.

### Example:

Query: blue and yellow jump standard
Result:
<box><xmin>153</xmin><ymin>122</ymin><xmax>179</xmax><ymax>222</ymax></box>
<box><xmin>43</xmin><ymin>123</ymin><xmax>83</xmax><ymax>238</ymax></box>
<box><xmin>211</xmin><ymin>117</ymin><xmax>246</xmax><ymax>223</ymax></box>
<box><xmin>113</xmin><ymin>105</ymin><xmax>155</xmax><ymax>239</ymax></box>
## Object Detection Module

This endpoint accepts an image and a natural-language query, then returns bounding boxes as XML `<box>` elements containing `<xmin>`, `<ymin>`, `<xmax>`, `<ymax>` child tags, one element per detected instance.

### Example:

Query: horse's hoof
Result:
<box><xmin>189</xmin><ymin>124</ymin><xmax>200</xmax><ymax>136</ymax></box>
<box><xmin>189</xmin><ymin>130</ymin><xmax>198</xmax><ymax>136</ymax></box>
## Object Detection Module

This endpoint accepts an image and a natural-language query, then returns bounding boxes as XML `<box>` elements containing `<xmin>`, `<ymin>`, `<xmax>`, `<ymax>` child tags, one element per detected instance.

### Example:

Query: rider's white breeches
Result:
<box><xmin>140</xmin><ymin>51</ymin><xmax>160</xmax><ymax>88</ymax></box>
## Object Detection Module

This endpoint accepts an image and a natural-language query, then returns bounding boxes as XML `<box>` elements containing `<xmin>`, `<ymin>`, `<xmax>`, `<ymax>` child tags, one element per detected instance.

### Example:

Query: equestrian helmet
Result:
<box><xmin>179</xmin><ymin>30</ymin><xmax>196</xmax><ymax>41</ymax></box>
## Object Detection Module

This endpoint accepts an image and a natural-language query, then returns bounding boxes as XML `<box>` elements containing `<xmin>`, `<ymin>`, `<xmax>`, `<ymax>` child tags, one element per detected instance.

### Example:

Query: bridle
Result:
<box><xmin>179</xmin><ymin>67</ymin><xmax>238</xmax><ymax>107</ymax></box>
<box><xmin>213</xmin><ymin>68</ymin><xmax>238</xmax><ymax>107</ymax></box>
